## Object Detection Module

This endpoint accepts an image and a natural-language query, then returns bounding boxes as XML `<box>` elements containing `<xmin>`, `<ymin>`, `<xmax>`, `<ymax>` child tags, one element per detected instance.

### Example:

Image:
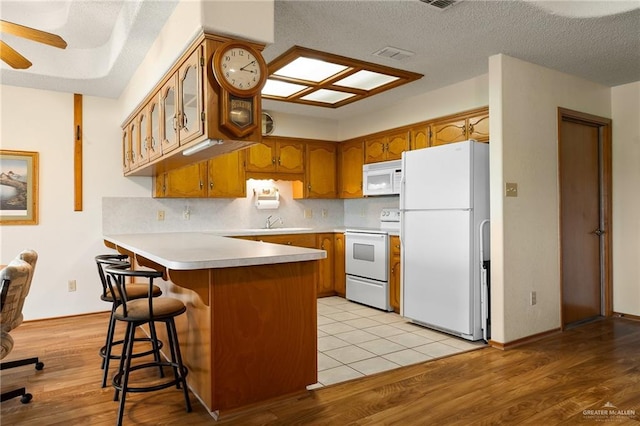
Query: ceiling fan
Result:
<box><xmin>0</xmin><ymin>20</ymin><xmax>67</xmax><ymax>69</ymax></box>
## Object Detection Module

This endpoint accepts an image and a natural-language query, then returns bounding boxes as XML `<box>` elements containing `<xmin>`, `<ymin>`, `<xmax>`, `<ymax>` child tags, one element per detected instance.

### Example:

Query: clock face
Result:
<box><xmin>219</xmin><ymin>46</ymin><xmax>262</xmax><ymax>92</ymax></box>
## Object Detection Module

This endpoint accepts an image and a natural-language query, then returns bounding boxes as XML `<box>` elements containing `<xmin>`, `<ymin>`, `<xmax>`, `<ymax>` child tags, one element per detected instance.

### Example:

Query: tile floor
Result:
<box><xmin>309</xmin><ymin>296</ymin><xmax>486</xmax><ymax>389</ymax></box>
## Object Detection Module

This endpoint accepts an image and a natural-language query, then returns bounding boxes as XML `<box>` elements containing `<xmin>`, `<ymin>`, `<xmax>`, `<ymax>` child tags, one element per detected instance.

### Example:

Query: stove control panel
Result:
<box><xmin>380</xmin><ymin>208</ymin><xmax>400</xmax><ymax>223</ymax></box>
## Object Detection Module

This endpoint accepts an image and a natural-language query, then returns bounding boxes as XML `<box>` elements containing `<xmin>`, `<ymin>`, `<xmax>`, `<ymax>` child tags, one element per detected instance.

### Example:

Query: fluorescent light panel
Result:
<box><xmin>262</xmin><ymin>79</ymin><xmax>309</xmax><ymax>97</ymax></box>
<box><xmin>274</xmin><ymin>57</ymin><xmax>348</xmax><ymax>82</ymax></box>
<box><xmin>334</xmin><ymin>70</ymin><xmax>400</xmax><ymax>91</ymax></box>
<box><xmin>300</xmin><ymin>89</ymin><xmax>355</xmax><ymax>104</ymax></box>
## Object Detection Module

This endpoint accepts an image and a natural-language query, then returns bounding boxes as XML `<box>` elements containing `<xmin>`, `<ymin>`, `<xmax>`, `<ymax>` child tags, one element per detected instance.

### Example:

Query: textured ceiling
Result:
<box><xmin>1</xmin><ymin>0</ymin><xmax>639</xmax><ymax>121</ymax></box>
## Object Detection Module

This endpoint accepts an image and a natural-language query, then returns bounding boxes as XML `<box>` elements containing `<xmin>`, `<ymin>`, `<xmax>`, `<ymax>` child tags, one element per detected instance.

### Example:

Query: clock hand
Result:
<box><xmin>240</xmin><ymin>60</ymin><xmax>256</xmax><ymax>71</ymax></box>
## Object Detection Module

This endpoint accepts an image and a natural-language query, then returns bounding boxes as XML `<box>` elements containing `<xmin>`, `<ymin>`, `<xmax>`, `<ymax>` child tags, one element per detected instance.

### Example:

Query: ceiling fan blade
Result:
<box><xmin>0</xmin><ymin>40</ymin><xmax>32</xmax><ymax>69</ymax></box>
<box><xmin>0</xmin><ymin>20</ymin><xmax>67</xmax><ymax>49</ymax></box>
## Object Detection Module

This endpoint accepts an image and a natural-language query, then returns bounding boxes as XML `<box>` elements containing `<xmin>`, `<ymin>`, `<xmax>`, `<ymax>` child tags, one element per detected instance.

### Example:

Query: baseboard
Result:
<box><xmin>488</xmin><ymin>327</ymin><xmax>562</xmax><ymax>350</ymax></box>
<box><xmin>613</xmin><ymin>312</ymin><xmax>640</xmax><ymax>321</ymax></box>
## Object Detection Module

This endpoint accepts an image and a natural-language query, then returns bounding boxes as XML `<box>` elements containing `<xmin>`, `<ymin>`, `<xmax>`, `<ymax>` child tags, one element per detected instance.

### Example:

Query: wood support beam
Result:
<box><xmin>74</xmin><ymin>94</ymin><xmax>82</xmax><ymax>211</ymax></box>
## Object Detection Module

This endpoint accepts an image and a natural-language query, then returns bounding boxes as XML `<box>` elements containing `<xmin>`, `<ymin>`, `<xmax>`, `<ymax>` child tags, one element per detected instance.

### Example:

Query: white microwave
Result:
<box><xmin>363</xmin><ymin>159</ymin><xmax>402</xmax><ymax>196</ymax></box>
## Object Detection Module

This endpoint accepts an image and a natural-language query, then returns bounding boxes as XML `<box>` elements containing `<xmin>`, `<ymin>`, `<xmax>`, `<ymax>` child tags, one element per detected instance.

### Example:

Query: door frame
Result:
<box><xmin>557</xmin><ymin>107</ymin><xmax>613</xmax><ymax>329</ymax></box>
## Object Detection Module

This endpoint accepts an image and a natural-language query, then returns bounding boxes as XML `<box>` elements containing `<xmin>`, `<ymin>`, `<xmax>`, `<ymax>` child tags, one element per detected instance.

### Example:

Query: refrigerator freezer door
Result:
<box><xmin>402</xmin><ymin>141</ymin><xmax>472</xmax><ymax>210</ymax></box>
<box><xmin>402</xmin><ymin>209</ymin><xmax>473</xmax><ymax>335</ymax></box>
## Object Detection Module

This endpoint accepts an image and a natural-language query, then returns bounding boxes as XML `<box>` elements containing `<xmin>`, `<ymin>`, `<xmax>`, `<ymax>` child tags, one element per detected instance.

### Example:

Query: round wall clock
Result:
<box><xmin>262</xmin><ymin>111</ymin><xmax>275</xmax><ymax>136</ymax></box>
<box><xmin>212</xmin><ymin>41</ymin><xmax>267</xmax><ymax>96</ymax></box>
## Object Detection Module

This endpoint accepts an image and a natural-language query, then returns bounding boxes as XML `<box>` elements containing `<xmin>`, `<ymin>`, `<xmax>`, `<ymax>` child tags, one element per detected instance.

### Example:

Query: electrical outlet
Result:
<box><xmin>157</xmin><ymin>210</ymin><xmax>165</xmax><ymax>221</ymax></box>
<box><xmin>304</xmin><ymin>209</ymin><xmax>313</xmax><ymax>219</ymax></box>
<box><xmin>530</xmin><ymin>291</ymin><xmax>537</xmax><ymax>306</ymax></box>
<box><xmin>68</xmin><ymin>280</ymin><xmax>77</xmax><ymax>292</ymax></box>
<box><xmin>506</xmin><ymin>182</ymin><xmax>518</xmax><ymax>197</ymax></box>
<box><xmin>183</xmin><ymin>206</ymin><xmax>190</xmax><ymax>220</ymax></box>
<box><xmin>322</xmin><ymin>209</ymin><xmax>328</xmax><ymax>218</ymax></box>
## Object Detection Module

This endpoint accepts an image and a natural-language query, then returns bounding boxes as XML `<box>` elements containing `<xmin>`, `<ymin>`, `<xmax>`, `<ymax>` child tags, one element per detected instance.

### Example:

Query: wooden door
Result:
<box><xmin>385</xmin><ymin>131</ymin><xmax>409</xmax><ymax>160</ymax></box>
<box><xmin>410</xmin><ymin>125</ymin><xmax>429</xmax><ymax>150</ymax></box>
<box><xmin>333</xmin><ymin>233</ymin><xmax>346</xmax><ymax>297</ymax></box>
<box><xmin>178</xmin><ymin>47</ymin><xmax>204</xmax><ymax>145</ymax></box>
<box><xmin>306</xmin><ymin>142</ymin><xmax>336</xmax><ymax>198</ymax></box>
<box><xmin>559</xmin><ymin>109</ymin><xmax>612</xmax><ymax>327</ymax></box>
<box><xmin>317</xmin><ymin>233</ymin><xmax>335</xmax><ymax>297</ymax></box>
<box><xmin>160</xmin><ymin>76</ymin><xmax>179</xmax><ymax>154</ymax></box>
<box><xmin>164</xmin><ymin>161</ymin><xmax>207</xmax><ymax>198</ymax></box>
<box><xmin>246</xmin><ymin>140</ymin><xmax>276</xmax><ymax>172</ymax></box>
<box><xmin>208</xmin><ymin>151</ymin><xmax>246</xmax><ymax>198</ymax></box>
<box><xmin>364</xmin><ymin>136</ymin><xmax>386</xmax><ymax>163</ymax></box>
<box><xmin>276</xmin><ymin>140</ymin><xmax>304</xmax><ymax>173</ymax></box>
<box><xmin>338</xmin><ymin>139</ymin><xmax>363</xmax><ymax>198</ymax></box>
<box><xmin>430</xmin><ymin>118</ymin><xmax>467</xmax><ymax>146</ymax></box>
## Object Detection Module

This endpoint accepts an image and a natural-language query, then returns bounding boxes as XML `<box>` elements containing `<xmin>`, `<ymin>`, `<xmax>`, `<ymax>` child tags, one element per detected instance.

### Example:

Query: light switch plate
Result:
<box><xmin>506</xmin><ymin>182</ymin><xmax>518</xmax><ymax>197</ymax></box>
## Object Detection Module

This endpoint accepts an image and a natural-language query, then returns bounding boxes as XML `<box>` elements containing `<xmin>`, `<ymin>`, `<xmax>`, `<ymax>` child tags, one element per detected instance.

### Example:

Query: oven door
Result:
<box><xmin>345</xmin><ymin>231</ymin><xmax>388</xmax><ymax>282</ymax></box>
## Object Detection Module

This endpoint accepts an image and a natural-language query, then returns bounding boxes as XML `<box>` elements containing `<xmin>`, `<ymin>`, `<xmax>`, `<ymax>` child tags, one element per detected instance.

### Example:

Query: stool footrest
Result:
<box><xmin>112</xmin><ymin>362</ymin><xmax>189</xmax><ymax>394</ymax></box>
<box><xmin>99</xmin><ymin>337</ymin><xmax>163</xmax><ymax>361</ymax></box>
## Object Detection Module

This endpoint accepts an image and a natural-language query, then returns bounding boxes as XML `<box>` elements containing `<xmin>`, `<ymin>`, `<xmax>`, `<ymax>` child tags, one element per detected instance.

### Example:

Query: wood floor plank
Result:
<box><xmin>1</xmin><ymin>313</ymin><xmax>639</xmax><ymax>425</ymax></box>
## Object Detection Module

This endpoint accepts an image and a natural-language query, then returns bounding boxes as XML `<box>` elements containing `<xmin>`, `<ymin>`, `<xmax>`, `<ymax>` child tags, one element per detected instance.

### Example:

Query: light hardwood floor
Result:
<box><xmin>1</xmin><ymin>312</ymin><xmax>639</xmax><ymax>425</ymax></box>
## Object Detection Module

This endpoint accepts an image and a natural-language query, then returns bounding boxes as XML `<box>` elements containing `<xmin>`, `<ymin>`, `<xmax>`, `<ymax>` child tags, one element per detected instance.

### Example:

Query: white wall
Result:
<box><xmin>611</xmin><ymin>81</ymin><xmax>640</xmax><ymax>316</ymax></box>
<box><xmin>0</xmin><ymin>85</ymin><xmax>149</xmax><ymax>320</ymax></box>
<box><xmin>488</xmin><ymin>54</ymin><xmax>612</xmax><ymax>343</ymax></box>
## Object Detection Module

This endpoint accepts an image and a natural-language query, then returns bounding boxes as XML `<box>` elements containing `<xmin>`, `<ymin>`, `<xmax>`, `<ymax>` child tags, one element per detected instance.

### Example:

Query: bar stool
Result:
<box><xmin>96</xmin><ymin>254</ymin><xmax>163</xmax><ymax>388</ymax></box>
<box><xmin>104</xmin><ymin>263</ymin><xmax>191</xmax><ymax>426</ymax></box>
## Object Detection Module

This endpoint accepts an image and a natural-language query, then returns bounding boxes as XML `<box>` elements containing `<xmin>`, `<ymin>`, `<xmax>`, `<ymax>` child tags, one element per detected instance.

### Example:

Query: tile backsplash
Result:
<box><xmin>103</xmin><ymin>179</ymin><xmax>400</xmax><ymax>234</ymax></box>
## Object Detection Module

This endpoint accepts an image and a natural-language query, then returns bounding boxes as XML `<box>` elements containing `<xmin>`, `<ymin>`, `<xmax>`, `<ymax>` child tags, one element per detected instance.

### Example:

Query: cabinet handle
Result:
<box><xmin>468</xmin><ymin>123</ymin><xmax>474</xmax><ymax>135</ymax></box>
<box><xmin>183</xmin><ymin>112</ymin><xmax>188</xmax><ymax>130</ymax></box>
<box><xmin>131</xmin><ymin>151</ymin><xmax>136</xmax><ymax>162</ymax></box>
<box><xmin>308</xmin><ymin>184</ymin><xmax>311</xmax><ymax>191</ymax></box>
<box><xmin>199</xmin><ymin>181</ymin><xmax>203</xmax><ymax>190</ymax></box>
<box><xmin>150</xmin><ymin>136</ymin><xmax>156</xmax><ymax>149</ymax></box>
<box><xmin>286</xmin><ymin>241</ymin><xmax>292</xmax><ymax>245</ymax></box>
<box><xmin>272</xmin><ymin>157</ymin><xmax>276</xmax><ymax>165</ymax></box>
<box><xmin>173</xmin><ymin>115</ymin><xmax>178</xmax><ymax>131</ymax></box>
<box><xmin>210</xmin><ymin>182</ymin><xmax>214</xmax><ymax>189</ymax></box>
<box><xmin>278</xmin><ymin>157</ymin><xmax>281</xmax><ymax>165</ymax></box>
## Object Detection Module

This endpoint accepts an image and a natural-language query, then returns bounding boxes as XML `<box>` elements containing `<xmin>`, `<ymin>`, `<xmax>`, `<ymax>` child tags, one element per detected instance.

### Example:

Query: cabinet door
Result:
<box><xmin>164</xmin><ymin>161</ymin><xmax>207</xmax><ymax>197</ymax></box>
<box><xmin>410</xmin><ymin>125</ymin><xmax>429</xmax><ymax>150</ymax></box>
<box><xmin>430</xmin><ymin>118</ymin><xmax>467</xmax><ymax>146</ymax></box>
<box><xmin>137</xmin><ymin>110</ymin><xmax>149</xmax><ymax>166</ymax></box>
<box><xmin>208</xmin><ymin>150</ymin><xmax>246</xmax><ymax>198</ymax></box>
<box><xmin>128</xmin><ymin>121</ymin><xmax>140</xmax><ymax>170</ymax></box>
<box><xmin>468</xmin><ymin>111</ymin><xmax>490</xmax><ymax>142</ymax></box>
<box><xmin>178</xmin><ymin>48</ymin><xmax>204</xmax><ymax>145</ymax></box>
<box><xmin>122</xmin><ymin>126</ymin><xmax>131</xmax><ymax>173</ymax></box>
<box><xmin>256</xmin><ymin>234</ymin><xmax>316</xmax><ymax>248</ymax></box>
<box><xmin>338</xmin><ymin>139</ymin><xmax>363</xmax><ymax>198</ymax></box>
<box><xmin>364</xmin><ymin>136</ymin><xmax>386</xmax><ymax>164</ymax></box>
<box><xmin>389</xmin><ymin>236</ymin><xmax>401</xmax><ymax>313</ymax></box>
<box><xmin>160</xmin><ymin>76</ymin><xmax>179</xmax><ymax>154</ymax></box>
<box><xmin>277</xmin><ymin>140</ymin><xmax>304</xmax><ymax>173</ymax></box>
<box><xmin>317</xmin><ymin>233</ymin><xmax>335</xmax><ymax>297</ymax></box>
<box><xmin>153</xmin><ymin>173</ymin><xmax>166</xmax><ymax>198</ymax></box>
<box><xmin>385</xmin><ymin>131</ymin><xmax>409</xmax><ymax>160</ymax></box>
<box><xmin>148</xmin><ymin>98</ymin><xmax>162</xmax><ymax>161</ymax></box>
<box><xmin>306</xmin><ymin>142</ymin><xmax>337</xmax><ymax>199</ymax></box>
<box><xmin>246</xmin><ymin>140</ymin><xmax>276</xmax><ymax>173</ymax></box>
<box><xmin>333</xmin><ymin>233</ymin><xmax>346</xmax><ymax>297</ymax></box>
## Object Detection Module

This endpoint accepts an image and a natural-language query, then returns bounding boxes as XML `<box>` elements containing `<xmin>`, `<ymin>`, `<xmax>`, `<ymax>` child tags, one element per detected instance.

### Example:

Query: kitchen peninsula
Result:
<box><xmin>103</xmin><ymin>232</ymin><xmax>326</xmax><ymax>419</ymax></box>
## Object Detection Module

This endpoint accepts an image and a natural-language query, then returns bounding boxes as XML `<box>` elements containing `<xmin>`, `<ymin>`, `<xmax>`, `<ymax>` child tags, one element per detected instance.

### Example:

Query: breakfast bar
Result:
<box><xmin>103</xmin><ymin>232</ymin><xmax>325</xmax><ymax>419</ymax></box>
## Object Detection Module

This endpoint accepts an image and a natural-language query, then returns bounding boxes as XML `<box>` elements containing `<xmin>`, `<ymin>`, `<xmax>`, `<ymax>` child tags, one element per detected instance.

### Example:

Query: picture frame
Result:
<box><xmin>0</xmin><ymin>150</ymin><xmax>39</xmax><ymax>225</ymax></box>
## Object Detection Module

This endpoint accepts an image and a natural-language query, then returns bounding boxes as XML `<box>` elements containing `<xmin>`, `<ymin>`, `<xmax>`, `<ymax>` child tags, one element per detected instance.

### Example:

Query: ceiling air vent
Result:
<box><xmin>419</xmin><ymin>0</ymin><xmax>458</xmax><ymax>10</ymax></box>
<box><xmin>372</xmin><ymin>46</ymin><xmax>415</xmax><ymax>61</ymax></box>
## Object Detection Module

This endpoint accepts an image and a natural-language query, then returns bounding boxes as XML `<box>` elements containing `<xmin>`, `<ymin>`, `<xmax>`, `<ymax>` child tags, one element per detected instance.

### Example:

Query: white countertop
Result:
<box><xmin>104</xmin><ymin>232</ymin><xmax>327</xmax><ymax>270</ymax></box>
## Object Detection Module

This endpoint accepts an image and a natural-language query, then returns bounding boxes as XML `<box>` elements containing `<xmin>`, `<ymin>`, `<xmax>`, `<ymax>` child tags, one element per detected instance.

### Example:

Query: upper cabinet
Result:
<box><xmin>338</xmin><ymin>139</ymin><xmax>363</xmax><ymax>198</ymax></box>
<box><xmin>429</xmin><ymin>108</ymin><xmax>489</xmax><ymax>147</ymax></box>
<box><xmin>122</xmin><ymin>34</ymin><xmax>264</xmax><ymax>177</ymax></box>
<box><xmin>246</xmin><ymin>137</ymin><xmax>304</xmax><ymax>175</ymax></box>
<box><xmin>364</xmin><ymin>130</ymin><xmax>409</xmax><ymax>164</ymax></box>
<box><xmin>302</xmin><ymin>142</ymin><xmax>337</xmax><ymax>199</ymax></box>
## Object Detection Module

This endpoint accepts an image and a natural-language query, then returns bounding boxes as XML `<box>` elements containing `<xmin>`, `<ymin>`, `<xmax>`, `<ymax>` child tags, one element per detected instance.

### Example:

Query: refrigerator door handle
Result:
<box><xmin>479</xmin><ymin>219</ymin><xmax>490</xmax><ymax>341</ymax></box>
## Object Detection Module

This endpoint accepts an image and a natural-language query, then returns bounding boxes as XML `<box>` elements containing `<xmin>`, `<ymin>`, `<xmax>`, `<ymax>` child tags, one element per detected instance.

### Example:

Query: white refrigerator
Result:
<box><xmin>400</xmin><ymin>140</ymin><xmax>490</xmax><ymax>341</ymax></box>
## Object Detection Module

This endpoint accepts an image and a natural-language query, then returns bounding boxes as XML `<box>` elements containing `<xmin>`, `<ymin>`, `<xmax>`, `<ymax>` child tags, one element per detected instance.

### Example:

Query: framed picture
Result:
<box><xmin>0</xmin><ymin>150</ymin><xmax>39</xmax><ymax>225</ymax></box>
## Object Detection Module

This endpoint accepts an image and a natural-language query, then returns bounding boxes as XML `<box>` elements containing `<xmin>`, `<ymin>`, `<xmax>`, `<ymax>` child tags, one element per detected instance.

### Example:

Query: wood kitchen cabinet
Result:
<box><xmin>317</xmin><ymin>233</ymin><xmax>335</xmax><ymax>297</ymax></box>
<box><xmin>410</xmin><ymin>124</ymin><xmax>430</xmax><ymax>151</ymax></box>
<box><xmin>430</xmin><ymin>108</ymin><xmax>489</xmax><ymax>147</ymax></box>
<box><xmin>364</xmin><ymin>130</ymin><xmax>409</xmax><ymax>163</ymax></box>
<box><xmin>293</xmin><ymin>141</ymin><xmax>337</xmax><ymax>199</ymax></box>
<box><xmin>155</xmin><ymin>151</ymin><xmax>246</xmax><ymax>198</ymax></box>
<box><xmin>389</xmin><ymin>235</ymin><xmax>401</xmax><ymax>313</ymax></box>
<box><xmin>246</xmin><ymin>137</ymin><xmax>304</xmax><ymax>175</ymax></box>
<box><xmin>255</xmin><ymin>233</ymin><xmax>316</xmax><ymax>248</ymax></box>
<box><xmin>333</xmin><ymin>232</ymin><xmax>346</xmax><ymax>297</ymax></box>
<box><xmin>338</xmin><ymin>139</ymin><xmax>363</xmax><ymax>198</ymax></box>
<box><xmin>122</xmin><ymin>126</ymin><xmax>131</xmax><ymax>173</ymax></box>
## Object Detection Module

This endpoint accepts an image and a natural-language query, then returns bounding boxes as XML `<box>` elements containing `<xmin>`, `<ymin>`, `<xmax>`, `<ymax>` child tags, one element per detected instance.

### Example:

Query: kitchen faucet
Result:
<box><xmin>265</xmin><ymin>215</ymin><xmax>283</xmax><ymax>229</ymax></box>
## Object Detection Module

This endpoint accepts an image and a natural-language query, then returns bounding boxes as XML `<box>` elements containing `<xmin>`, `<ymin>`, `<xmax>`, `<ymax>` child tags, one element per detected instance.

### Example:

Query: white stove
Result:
<box><xmin>344</xmin><ymin>208</ymin><xmax>400</xmax><ymax>311</ymax></box>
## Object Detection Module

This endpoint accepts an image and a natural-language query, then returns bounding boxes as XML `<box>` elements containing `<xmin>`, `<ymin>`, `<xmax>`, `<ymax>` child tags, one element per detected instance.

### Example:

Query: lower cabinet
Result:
<box><xmin>333</xmin><ymin>233</ymin><xmax>345</xmax><ymax>297</ymax></box>
<box><xmin>316</xmin><ymin>233</ymin><xmax>335</xmax><ymax>297</ymax></box>
<box><xmin>389</xmin><ymin>235</ymin><xmax>401</xmax><ymax>313</ymax></box>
